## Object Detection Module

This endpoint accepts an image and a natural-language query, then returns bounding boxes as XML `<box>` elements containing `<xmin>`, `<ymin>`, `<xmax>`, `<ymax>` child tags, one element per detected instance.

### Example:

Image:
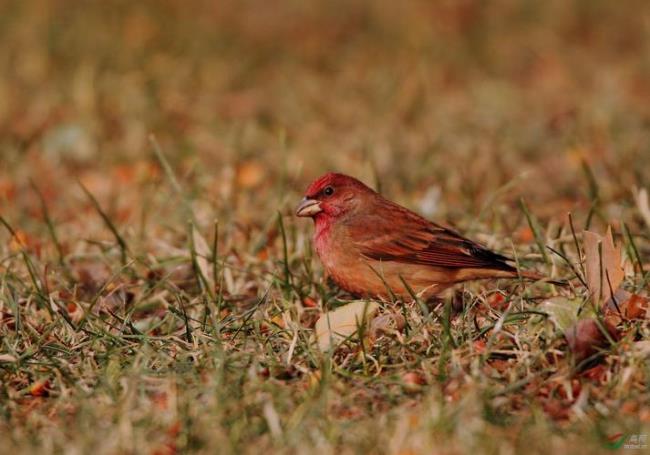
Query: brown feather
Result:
<box><xmin>348</xmin><ymin>197</ymin><xmax>515</xmax><ymax>273</ymax></box>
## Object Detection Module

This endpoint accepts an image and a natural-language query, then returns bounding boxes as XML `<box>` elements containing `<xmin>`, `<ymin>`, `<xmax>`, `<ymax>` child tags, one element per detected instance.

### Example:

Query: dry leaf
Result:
<box><xmin>583</xmin><ymin>227</ymin><xmax>624</xmax><ymax>304</ymax></box>
<box><xmin>540</xmin><ymin>297</ymin><xmax>582</xmax><ymax>333</ymax></box>
<box><xmin>314</xmin><ymin>301</ymin><xmax>379</xmax><ymax>351</ymax></box>
<box><xmin>564</xmin><ymin>318</ymin><xmax>619</xmax><ymax>363</ymax></box>
<box><xmin>624</xmin><ymin>294</ymin><xmax>650</xmax><ymax>319</ymax></box>
<box><xmin>605</xmin><ymin>289</ymin><xmax>649</xmax><ymax>323</ymax></box>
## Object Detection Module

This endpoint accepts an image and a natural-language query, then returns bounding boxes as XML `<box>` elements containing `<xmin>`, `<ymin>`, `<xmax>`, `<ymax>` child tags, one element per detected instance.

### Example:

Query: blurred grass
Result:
<box><xmin>0</xmin><ymin>0</ymin><xmax>649</xmax><ymax>453</ymax></box>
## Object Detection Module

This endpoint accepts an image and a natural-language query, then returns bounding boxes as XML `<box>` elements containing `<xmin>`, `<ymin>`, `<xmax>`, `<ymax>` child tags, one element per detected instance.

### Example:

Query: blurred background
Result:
<box><xmin>1</xmin><ymin>0</ymin><xmax>649</xmax><ymax>238</ymax></box>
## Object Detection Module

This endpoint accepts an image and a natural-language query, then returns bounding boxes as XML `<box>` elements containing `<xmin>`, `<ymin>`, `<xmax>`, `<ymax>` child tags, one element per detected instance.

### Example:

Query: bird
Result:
<box><xmin>295</xmin><ymin>172</ymin><xmax>544</xmax><ymax>300</ymax></box>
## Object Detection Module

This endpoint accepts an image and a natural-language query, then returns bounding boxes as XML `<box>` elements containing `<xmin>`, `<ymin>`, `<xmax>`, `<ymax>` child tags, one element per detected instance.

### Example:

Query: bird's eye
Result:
<box><xmin>323</xmin><ymin>186</ymin><xmax>334</xmax><ymax>197</ymax></box>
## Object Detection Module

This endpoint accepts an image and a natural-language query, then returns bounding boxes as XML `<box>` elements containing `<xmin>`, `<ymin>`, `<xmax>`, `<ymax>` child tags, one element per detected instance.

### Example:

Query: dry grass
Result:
<box><xmin>1</xmin><ymin>0</ymin><xmax>649</xmax><ymax>453</ymax></box>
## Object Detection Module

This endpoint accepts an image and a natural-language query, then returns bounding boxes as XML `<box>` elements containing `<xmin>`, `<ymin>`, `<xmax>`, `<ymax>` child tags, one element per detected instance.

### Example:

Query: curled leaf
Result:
<box><xmin>583</xmin><ymin>227</ymin><xmax>624</xmax><ymax>305</ymax></box>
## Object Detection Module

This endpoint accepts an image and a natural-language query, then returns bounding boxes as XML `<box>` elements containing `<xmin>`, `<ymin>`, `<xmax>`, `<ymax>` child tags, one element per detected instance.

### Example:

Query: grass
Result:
<box><xmin>1</xmin><ymin>0</ymin><xmax>650</xmax><ymax>453</ymax></box>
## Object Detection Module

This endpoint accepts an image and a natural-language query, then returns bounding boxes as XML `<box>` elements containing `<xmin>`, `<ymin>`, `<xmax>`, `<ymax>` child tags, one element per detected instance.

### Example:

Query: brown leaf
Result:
<box><xmin>605</xmin><ymin>289</ymin><xmax>649</xmax><ymax>322</ymax></box>
<box><xmin>564</xmin><ymin>318</ymin><xmax>619</xmax><ymax>363</ymax></box>
<box><xmin>622</xmin><ymin>294</ymin><xmax>650</xmax><ymax>319</ymax></box>
<box><xmin>583</xmin><ymin>227</ymin><xmax>625</xmax><ymax>304</ymax></box>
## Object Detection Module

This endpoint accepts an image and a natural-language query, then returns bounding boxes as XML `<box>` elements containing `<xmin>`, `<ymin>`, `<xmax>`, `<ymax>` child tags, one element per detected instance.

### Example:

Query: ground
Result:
<box><xmin>0</xmin><ymin>1</ymin><xmax>649</xmax><ymax>453</ymax></box>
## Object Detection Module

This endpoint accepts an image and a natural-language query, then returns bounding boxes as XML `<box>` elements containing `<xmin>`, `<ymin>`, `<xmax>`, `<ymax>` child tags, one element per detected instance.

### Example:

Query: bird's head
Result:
<box><xmin>295</xmin><ymin>172</ymin><xmax>374</xmax><ymax>221</ymax></box>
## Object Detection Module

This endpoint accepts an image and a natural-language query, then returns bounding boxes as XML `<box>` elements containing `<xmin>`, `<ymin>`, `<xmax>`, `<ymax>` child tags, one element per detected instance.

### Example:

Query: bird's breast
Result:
<box><xmin>312</xmin><ymin>224</ymin><xmax>385</xmax><ymax>297</ymax></box>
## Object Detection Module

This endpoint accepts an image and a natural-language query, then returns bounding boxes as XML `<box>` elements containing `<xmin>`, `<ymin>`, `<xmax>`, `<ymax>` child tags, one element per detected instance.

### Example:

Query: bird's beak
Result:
<box><xmin>295</xmin><ymin>198</ymin><xmax>322</xmax><ymax>217</ymax></box>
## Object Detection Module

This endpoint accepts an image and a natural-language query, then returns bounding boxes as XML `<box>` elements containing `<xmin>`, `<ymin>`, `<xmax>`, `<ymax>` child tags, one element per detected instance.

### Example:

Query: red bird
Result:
<box><xmin>296</xmin><ymin>172</ymin><xmax>541</xmax><ymax>300</ymax></box>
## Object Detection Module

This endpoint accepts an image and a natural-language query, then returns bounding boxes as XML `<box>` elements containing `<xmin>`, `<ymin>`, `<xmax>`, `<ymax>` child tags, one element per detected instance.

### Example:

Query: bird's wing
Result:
<box><xmin>349</xmin><ymin>204</ymin><xmax>514</xmax><ymax>270</ymax></box>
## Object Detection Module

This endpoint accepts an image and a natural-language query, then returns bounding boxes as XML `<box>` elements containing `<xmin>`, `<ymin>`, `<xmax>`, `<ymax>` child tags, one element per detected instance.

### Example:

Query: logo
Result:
<box><xmin>623</xmin><ymin>434</ymin><xmax>647</xmax><ymax>450</ymax></box>
<box><xmin>606</xmin><ymin>433</ymin><xmax>647</xmax><ymax>450</ymax></box>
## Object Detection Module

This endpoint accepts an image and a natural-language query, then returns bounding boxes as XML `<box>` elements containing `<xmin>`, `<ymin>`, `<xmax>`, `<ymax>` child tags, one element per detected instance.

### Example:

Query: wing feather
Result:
<box><xmin>349</xmin><ymin>200</ymin><xmax>514</xmax><ymax>271</ymax></box>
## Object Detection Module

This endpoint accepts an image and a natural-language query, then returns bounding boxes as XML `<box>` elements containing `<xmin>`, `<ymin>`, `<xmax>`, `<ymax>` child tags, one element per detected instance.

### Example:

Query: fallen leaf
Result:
<box><xmin>564</xmin><ymin>318</ymin><xmax>619</xmax><ymax>363</ymax></box>
<box><xmin>314</xmin><ymin>301</ymin><xmax>379</xmax><ymax>351</ymax></box>
<box><xmin>621</xmin><ymin>293</ymin><xmax>649</xmax><ymax>319</ymax></box>
<box><xmin>605</xmin><ymin>289</ymin><xmax>649</xmax><ymax>322</ymax></box>
<box><xmin>583</xmin><ymin>228</ymin><xmax>624</xmax><ymax>305</ymax></box>
<box><xmin>540</xmin><ymin>297</ymin><xmax>582</xmax><ymax>333</ymax></box>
